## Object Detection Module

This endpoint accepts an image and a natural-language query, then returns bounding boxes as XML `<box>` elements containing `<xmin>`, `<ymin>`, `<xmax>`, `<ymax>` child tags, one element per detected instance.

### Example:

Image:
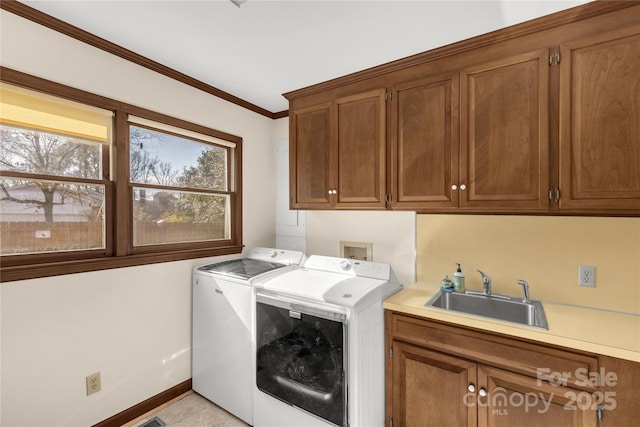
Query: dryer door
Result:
<box><xmin>255</xmin><ymin>293</ymin><xmax>348</xmax><ymax>427</ymax></box>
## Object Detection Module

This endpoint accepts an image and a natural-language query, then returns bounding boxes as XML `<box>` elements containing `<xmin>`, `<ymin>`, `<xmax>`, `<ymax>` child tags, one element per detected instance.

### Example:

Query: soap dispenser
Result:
<box><xmin>453</xmin><ymin>263</ymin><xmax>465</xmax><ymax>293</ymax></box>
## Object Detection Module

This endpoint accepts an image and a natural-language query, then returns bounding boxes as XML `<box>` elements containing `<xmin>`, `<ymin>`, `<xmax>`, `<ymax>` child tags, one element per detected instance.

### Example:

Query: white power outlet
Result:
<box><xmin>86</xmin><ymin>372</ymin><xmax>101</xmax><ymax>396</ymax></box>
<box><xmin>578</xmin><ymin>265</ymin><xmax>596</xmax><ymax>287</ymax></box>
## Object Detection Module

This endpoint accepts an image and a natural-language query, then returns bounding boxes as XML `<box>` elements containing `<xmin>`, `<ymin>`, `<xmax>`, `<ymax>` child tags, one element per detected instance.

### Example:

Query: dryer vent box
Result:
<box><xmin>340</xmin><ymin>241</ymin><xmax>372</xmax><ymax>261</ymax></box>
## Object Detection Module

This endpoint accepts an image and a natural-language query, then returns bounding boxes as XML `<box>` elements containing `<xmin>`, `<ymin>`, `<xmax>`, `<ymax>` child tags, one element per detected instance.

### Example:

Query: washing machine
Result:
<box><xmin>192</xmin><ymin>247</ymin><xmax>305</xmax><ymax>425</ymax></box>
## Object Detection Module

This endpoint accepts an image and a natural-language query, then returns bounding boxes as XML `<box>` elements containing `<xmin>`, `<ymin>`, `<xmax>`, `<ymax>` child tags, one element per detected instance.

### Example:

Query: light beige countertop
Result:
<box><xmin>384</xmin><ymin>283</ymin><xmax>640</xmax><ymax>363</ymax></box>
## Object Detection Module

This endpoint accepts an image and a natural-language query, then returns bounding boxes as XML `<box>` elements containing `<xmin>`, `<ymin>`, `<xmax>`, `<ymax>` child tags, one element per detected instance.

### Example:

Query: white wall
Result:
<box><xmin>0</xmin><ymin>10</ymin><xmax>277</xmax><ymax>427</ymax></box>
<box><xmin>305</xmin><ymin>211</ymin><xmax>416</xmax><ymax>286</ymax></box>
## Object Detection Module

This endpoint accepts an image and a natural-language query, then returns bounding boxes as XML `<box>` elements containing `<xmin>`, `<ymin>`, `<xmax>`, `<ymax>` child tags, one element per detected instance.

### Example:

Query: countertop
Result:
<box><xmin>383</xmin><ymin>283</ymin><xmax>640</xmax><ymax>363</ymax></box>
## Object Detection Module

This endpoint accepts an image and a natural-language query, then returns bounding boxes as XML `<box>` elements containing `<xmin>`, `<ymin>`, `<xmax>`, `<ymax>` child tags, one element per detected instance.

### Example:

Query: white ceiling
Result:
<box><xmin>20</xmin><ymin>0</ymin><xmax>590</xmax><ymax>114</ymax></box>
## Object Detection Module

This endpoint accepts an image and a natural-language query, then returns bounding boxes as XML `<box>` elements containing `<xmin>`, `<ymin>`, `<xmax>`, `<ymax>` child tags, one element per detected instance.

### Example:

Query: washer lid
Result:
<box><xmin>197</xmin><ymin>258</ymin><xmax>287</xmax><ymax>280</ymax></box>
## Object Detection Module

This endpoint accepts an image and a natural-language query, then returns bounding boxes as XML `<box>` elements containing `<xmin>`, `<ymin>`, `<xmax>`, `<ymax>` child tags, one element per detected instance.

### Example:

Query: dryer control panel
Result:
<box><xmin>303</xmin><ymin>255</ymin><xmax>391</xmax><ymax>280</ymax></box>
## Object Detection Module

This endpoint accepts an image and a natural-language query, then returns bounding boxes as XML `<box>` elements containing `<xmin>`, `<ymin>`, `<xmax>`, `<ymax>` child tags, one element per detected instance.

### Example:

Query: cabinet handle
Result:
<box><xmin>451</xmin><ymin>184</ymin><xmax>458</xmax><ymax>191</ymax></box>
<box><xmin>460</xmin><ymin>184</ymin><xmax>466</xmax><ymax>191</ymax></box>
<box><xmin>468</xmin><ymin>384</ymin><xmax>475</xmax><ymax>393</ymax></box>
<box><xmin>327</xmin><ymin>189</ymin><xmax>337</xmax><ymax>195</ymax></box>
<box><xmin>479</xmin><ymin>388</ymin><xmax>487</xmax><ymax>397</ymax></box>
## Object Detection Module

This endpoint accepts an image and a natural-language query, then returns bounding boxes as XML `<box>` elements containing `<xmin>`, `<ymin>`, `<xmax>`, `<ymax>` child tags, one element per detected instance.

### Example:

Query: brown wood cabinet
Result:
<box><xmin>390</xmin><ymin>48</ymin><xmax>550</xmax><ymax>212</ymax></box>
<box><xmin>558</xmin><ymin>27</ymin><xmax>640</xmax><ymax>211</ymax></box>
<box><xmin>386</xmin><ymin>311</ymin><xmax>639</xmax><ymax>427</ymax></box>
<box><xmin>289</xmin><ymin>88</ymin><xmax>386</xmax><ymax>209</ymax></box>
<box><xmin>290</xmin><ymin>101</ymin><xmax>332</xmax><ymax>208</ymax></box>
<box><xmin>391</xmin><ymin>341</ymin><xmax>475</xmax><ymax>426</ymax></box>
<box><xmin>390</xmin><ymin>71</ymin><xmax>459</xmax><ymax>209</ymax></box>
<box><xmin>286</xmin><ymin>2</ymin><xmax>640</xmax><ymax>215</ymax></box>
<box><xmin>477</xmin><ymin>364</ymin><xmax>595</xmax><ymax>427</ymax></box>
<box><xmin>460</xmin><ymin>49</ymin><xmax>550</xmax><ymax>211</ymax></box>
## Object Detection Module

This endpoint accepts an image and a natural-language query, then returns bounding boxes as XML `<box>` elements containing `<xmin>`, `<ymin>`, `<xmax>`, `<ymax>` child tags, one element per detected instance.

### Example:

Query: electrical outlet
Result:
<box><xmin>578</xmin><ymin>265</ymin><xmax>596</xmax><ymax>287</ymax></box>
<box><xmin>86</xmin><ymin>372</ymin><xmax>101</xmax><ymax>396</ymax></box>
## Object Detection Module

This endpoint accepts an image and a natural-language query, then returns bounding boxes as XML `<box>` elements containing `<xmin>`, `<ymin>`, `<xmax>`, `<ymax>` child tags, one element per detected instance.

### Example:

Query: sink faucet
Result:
<box><xmin>476</xmin><ymin>270</ymin><xmax>491</xmax><ymax>296</ymax></box>
<box><xmin>517</xmin><ymin>280</ymin><xmax>531</xmax><ymax>303</ymax></box>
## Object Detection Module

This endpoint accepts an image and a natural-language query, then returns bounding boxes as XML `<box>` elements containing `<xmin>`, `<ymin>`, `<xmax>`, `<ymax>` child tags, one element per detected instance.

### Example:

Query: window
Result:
<box><xmin>127</xmin><ymin>117</ymin><xmax>234</xmax><ymax>248</ymax></box>
<box><xmin>0</xmin><ymin>83</ymin><xmax>111</xmax><ymax>257</ymax></box>
<box><xmin>0</xmin><ymin>71</ymin><xmax>242</xmax><ymax>281</ymax></box>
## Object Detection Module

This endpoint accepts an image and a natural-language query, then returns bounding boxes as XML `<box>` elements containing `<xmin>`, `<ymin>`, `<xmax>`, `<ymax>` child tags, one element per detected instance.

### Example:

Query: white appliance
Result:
<box><xmin>253</xmin><ymin>255</ymin><xmax>403</xmax><ymax>427</ymax></box>
<box><xmin>192</xmin><ymin>247</ymin><xmax>305</xmax><ymax>425</ymax></box>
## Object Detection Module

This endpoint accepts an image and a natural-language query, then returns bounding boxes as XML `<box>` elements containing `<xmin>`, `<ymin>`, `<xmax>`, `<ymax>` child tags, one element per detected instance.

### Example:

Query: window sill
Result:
<box><xmin>0</xmin><ymin>245</ymin><xmax>243</xmax><ymax>282</ymax></box>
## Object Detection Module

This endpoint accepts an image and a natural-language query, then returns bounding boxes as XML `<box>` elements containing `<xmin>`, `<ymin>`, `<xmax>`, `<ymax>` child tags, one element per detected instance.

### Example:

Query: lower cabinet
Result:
<box><xmin>477</xmin><ymin>365</ymin><xmax>595</xmax><ymax>427</ymax></box>
<box><xmin>391</xmin><ymin>342</ymin><xmax>475</xmax><ymax>426</ymax></box>
<box><xmin>386</xmin><ymin>312</ymin><xmax>638</xmax><ymax>427</ymax></box>
<box><xmin>391</xmin><ymin>341</ymin><xmax>595</xmax><ymax>427</ymax></box>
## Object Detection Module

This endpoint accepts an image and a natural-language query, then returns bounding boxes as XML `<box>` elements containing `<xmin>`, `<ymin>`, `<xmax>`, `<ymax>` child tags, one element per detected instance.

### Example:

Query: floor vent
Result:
<box><xmin>139</xmin><ymin>416</ymin><xmax>166</xmax><ymax>427</ymax></box>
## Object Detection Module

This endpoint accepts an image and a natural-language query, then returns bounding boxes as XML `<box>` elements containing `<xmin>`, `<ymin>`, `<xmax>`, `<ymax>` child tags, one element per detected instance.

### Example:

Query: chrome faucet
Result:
<box><xmin>477</xmin><ymin>270</ymin><xmax>491</xmax><ymax>296</ymax></box>
<box><xmin>517</xmin><ymin>279</ymin><xmax>531</xmax><ymax>303</ymax></box>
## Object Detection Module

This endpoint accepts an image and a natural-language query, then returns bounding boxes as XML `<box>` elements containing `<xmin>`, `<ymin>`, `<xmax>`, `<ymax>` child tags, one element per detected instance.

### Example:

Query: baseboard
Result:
<box><xmin>92</xmin><ymin>379</ymin><xmax>192</xmax><ymax>427</ymax></box>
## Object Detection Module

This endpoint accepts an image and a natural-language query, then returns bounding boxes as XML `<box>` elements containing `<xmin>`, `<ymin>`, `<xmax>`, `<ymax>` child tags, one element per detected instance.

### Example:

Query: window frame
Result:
<box><xmin>125</xmin><ymin>118</ymin><xmax>236</xmax><ymax>253</ymax></box>
<box><xmin>0</xmin><ymin>68</ymin><xmax>243</xmax><ymax>282</ymax></box>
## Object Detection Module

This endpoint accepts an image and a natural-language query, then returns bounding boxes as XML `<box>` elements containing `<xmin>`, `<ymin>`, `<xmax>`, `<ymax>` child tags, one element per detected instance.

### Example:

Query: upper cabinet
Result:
<box><xmin>335</xmin><ymin>89</ymin><xmax>387</xmax><ymax>208</ymax></box>
<box><xmin>289</xmin><ymin>89</ymin><xmax>386</xmax><ymax>209</ymax></box>
<box><xmin>460</xmin><ymin>49</ymin><xmax>550</xmax><ymax>211</ymax></box>
<box><xmin>390</xmin><ymin>71</ymin><xmax>459</xmax><ymax>210</ymax></box>
<box><xmin>558</xmin><ymin>28</ymin><xmax>640</xmax><ymax>211</ymax></box>
<box><xmin>285</xmin><ymin>2</ymin><xmax>640</xmax><ymax>216</ymax></box>
<box><xmin>290</xmin><ymin>101</ymin><xmax>332</xmax><ymax>208</ymax></box>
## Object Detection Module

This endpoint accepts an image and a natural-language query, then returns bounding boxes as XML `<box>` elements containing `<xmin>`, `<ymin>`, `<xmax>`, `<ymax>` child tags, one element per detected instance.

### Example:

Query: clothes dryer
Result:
<box><xmin>253</xmin><ymin>255</ymin><xmax>403</xmax><ymax>427</ymax></box>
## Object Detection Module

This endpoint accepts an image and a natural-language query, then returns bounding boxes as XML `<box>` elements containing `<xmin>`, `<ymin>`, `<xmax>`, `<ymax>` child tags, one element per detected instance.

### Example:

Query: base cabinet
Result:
<box><xmin>386</xmin><ymin>312</ymin><xmax>638</xmax><ymax>427</ymax></box>
<box><xmin>390</xmin><ymin>341</ymin><xmax>595</xmax><ymax>427</ymax></box>
<box><xmin>478</xmin><ymin>365</ymin><xmax>595</xmax><ymax>427</ymax></box>
<box><xmin>392</xmin><ymin>341</ymin><xmax>475</xmax><ymax>427</ymax></box>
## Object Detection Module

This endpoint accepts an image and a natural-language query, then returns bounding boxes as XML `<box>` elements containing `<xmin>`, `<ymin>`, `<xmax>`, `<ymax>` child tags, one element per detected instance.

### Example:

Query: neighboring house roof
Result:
<box><xmin>0</xmin><ymin>184</ymin><xmax>104</xmax><ymax>222</ymax></box>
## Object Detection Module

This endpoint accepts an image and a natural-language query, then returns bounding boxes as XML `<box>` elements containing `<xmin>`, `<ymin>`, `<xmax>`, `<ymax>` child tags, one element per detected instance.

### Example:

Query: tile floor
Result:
<box><xmin>125</xmin><ymin>392</ymin><xmax>249</xmax><ymax>427</ymax></box>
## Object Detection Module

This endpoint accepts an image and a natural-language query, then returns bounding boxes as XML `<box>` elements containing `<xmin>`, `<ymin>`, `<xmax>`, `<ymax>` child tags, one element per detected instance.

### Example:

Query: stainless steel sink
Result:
<box><xmin>425</xmin><ymin>291</ymin><xmax>549</xmax><ymax>329</ymax></box>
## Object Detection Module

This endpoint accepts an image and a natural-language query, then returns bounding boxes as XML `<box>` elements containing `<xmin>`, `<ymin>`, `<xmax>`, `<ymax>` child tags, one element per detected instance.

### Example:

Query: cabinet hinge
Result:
<box><xmin>385</xmin><ymin>91</ymin><xmax>392</xmax><ymax>102</ymax></box>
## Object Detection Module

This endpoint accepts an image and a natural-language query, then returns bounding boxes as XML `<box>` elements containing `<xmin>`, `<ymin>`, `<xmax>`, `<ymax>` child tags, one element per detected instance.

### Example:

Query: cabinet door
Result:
<box><xmin>391</xmin><ymin>341</ymin><xmax>476</xmax><ymax>427</ymax></box>
<box><xmin>460</xmin><ymin>49</ymin><xmax>550</xmax><ymax>210</ymax></box>
<box><xmin>391</xmin><ymin>71</ymin><xmax>459</xmax><ymax>209</ymax></box>
<box><xmin>477</xmin><ymin>365</ymin><xmax>597</xmax><ymax>427</ymax></box>
<box><xmin>335</xmin><ymin>89</ymin><xmax>387</xmax><ymax>208</ymax></box>
<box><xmin>289</xmin><ymin>102</ymin><xmax>333</xmax><ymax>208</ymax></box>
<box><xmin>559</xmin><ymin>29</ymin><xmax>640</xmax><ymax>211</ymax></box>
<box><xmin>598</xmin><ymin>355</ymin><xmax>640</xmax><ymax>426</ymax></box>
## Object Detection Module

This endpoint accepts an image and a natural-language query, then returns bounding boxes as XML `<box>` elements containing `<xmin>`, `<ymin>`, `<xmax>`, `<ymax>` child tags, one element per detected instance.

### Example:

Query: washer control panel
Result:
<box><xmin>247</xmin><ymin>247</ymin><xmax>305</xmax><ymax>266</ymax></box>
